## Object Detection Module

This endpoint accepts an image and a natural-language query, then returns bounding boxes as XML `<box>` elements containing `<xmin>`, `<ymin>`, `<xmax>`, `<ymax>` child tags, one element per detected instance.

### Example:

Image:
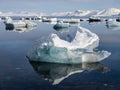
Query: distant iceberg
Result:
<box><xmin>4</xmin><ymin>17</ymin><xmax>37</xmax><ymax>29</ymax></box>
<box><xmin>6</xmin><ymin>25</ymin><xmax>37</xmax><ymax>33</ymax></box>
<box><xmin>42</xmin><ymin>17</ymin><xmax>57</xmax><ymax>22</ymax></box>
<box><xmin>53</xmin><ymin>21</ymin><xmax>70</xmax><ymax>29</ymax></box>
<box><xmin>27</xmin><ymin>26</ymin><xmax>111</xmax><ymax>64</ymax></box>
<box><xmin>106</xmin><ymin>19</ymin><xmax>120</xmax><ymax>30</ymax></box>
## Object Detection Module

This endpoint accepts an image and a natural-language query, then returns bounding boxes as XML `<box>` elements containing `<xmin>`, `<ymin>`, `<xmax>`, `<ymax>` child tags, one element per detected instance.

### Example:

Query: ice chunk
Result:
<box><xmin>27</xmin><ymin>26</ymin><xmax>110</xmax><ymax>64</ymax></box>
<box><xmin>106</xmin><ymin>20</ymin><xmax>120</xmax><ymax>30</ymax></box>
<box><xmin>28</xmin><ymin>45</ymin><xmax>111</xmax><ymax>64</ymax></box>
<box><xmin>6</xmin><ymin>25</ymin><xmax>37</xmax><ymax>33</ymax></box>
<box><xmin>106</xmin><ymin>19</ymin><xmax>120</xmax><ymax>28</ymax></box>
<box><xmin>51</xmin><ymin>26</ymin><xmax>99</xmax><ymax>50</ymax></box>
<box><xmin>4</xmin><ymin>17</ymin><xmax>37</xmax><ymax>31</ymax></box>
<box><xmin>53</xmin><ymin>20</ymin><xmax>70</xmax><ymax>29</ymax></box>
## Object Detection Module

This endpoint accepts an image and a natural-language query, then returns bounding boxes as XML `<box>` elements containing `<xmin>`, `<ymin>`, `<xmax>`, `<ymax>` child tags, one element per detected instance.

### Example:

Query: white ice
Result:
<box><xmin>28</xmin><ymin>26</ymin><xmax>110</xmax><ymax>64</ymax></box>
<box><xmin>51</xmin><ymin>26</ymin><xmax>99</xmax><ymax>50</ymax></box>
<box><xmin>107</xmin><ymin>19</ymin><xmax>120</xmax><ymax>28</ymax></box>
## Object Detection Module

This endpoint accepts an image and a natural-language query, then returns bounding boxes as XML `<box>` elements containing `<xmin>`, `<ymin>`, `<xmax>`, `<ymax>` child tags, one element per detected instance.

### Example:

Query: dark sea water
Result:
<box><xmin>0</xmin><ymin>20</ymin><xmax>120</xmax><ymax>90</ymax></box>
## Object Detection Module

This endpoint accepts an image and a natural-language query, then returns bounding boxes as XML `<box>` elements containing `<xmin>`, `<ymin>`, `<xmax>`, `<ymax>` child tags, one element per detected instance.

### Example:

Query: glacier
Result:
<box><xmin>27</xmin><ymin>26</ymin><xmax>111</xmax><ymax>64</ymax></box>
<box><xmin>96</xmin><ymin>8</ymin><xmax>120</xmax><ymax>16</ymax></box>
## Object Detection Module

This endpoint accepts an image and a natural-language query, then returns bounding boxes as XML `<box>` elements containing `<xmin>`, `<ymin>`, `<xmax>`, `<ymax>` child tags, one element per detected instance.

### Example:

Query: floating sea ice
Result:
<box><xmin>106</xmin><ymin>20</ymin><xmax>120</xmax><ymax>30</ymax></box>
<box><xmin>53</xmin><ymin>20</ymin><xmax>70</xmax><ymax>29</ymax></box>
<box><xmin>51</xmin><ymin>26</ymin><xmax>99</xmax><ymax>50</ymax></box>
<box><xmin>107</xmin><ymin>19</ymin><xmax>120</xmax><ymax>27</ymax></box>
<box><xmin>27</xmin><ymin>26</ymin><xmax>111</xmax><ymax>64</ymax></box>
<box><xmin>28</xmin><ymin>47</ymin><xmax>111</xmax><ymax>64</ymax></box>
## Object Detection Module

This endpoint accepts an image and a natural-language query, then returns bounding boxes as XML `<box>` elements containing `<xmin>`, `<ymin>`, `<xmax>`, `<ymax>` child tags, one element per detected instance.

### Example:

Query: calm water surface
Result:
<box><xmin>0</xmin><ymin>21</ymin><xmax>120</xmax><ymax>90</ymax></box>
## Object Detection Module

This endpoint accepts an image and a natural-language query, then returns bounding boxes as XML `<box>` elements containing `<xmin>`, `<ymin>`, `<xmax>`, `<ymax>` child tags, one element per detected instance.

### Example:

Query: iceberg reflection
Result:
<box><xmin>29</xmin><ymin>61</ymin><xmax>109</xmax><ymax>85</ymax></box>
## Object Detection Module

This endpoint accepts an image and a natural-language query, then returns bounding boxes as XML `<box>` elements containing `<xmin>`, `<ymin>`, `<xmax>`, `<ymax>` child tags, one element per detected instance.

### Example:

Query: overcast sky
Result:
<box><xmin>0</xmin><ymin>0</ymin><xmax>120</xmax><ymax>13</ymax></box>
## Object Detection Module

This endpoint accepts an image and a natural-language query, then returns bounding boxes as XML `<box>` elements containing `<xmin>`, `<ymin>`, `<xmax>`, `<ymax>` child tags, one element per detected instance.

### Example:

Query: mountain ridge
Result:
<box><xmin>0</xmin><ymin>8</ymin><xmax>120</xmax><ymax>17</ymax></box>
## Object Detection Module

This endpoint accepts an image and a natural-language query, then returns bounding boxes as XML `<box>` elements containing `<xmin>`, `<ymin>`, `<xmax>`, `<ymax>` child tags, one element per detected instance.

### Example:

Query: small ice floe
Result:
<box><xmin>106</xmin><ymin>19</ymin><xmax>120</xmax><ymax>30</ymax></box>
<box><xmin>4</xmin><ymin>17</ymin><xmax>37</xmax><ymax>30</ymax></box>
<box><xmin>53</xmin><ymin>20</ymin><xmax>70</xmax><ymax>30</ymax></box>
<box><xmin>42</xmin><ymin>17</ymin><xmax>57</xmax><ymax>22</ymax></box>
<box><xmin>88</xmin><ymin>16</ymin><xmax>101</xmax><ymax>22</ymax></box>
<box><xmin>29</xmin><ymin>61</ymin><xmax>109</xmax><ymax>85</ymax></box>
<box><xmin>22</xmin><ymin>16</ymin><xmax>42</xmax><ymax>21</ymax></box>
<box><xmin>6</xmin><ymin>26</ymin><xmax>37</xmax><ymax>33</ymax></box>
<box><xmin>27</xmin><ymin>26</ymin><xmax>111</xmax><ymax>64</ymax></box>
<box><xmin>62</xmin><ymin>19</ymin><xmax>80</xmax><ymax>24</ymax></box>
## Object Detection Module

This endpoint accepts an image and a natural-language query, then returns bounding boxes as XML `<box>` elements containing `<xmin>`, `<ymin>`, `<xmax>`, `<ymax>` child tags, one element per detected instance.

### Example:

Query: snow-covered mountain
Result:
<box><xmin>50</xmin><ymin>8</ymin><xmax>120</xmax><ymax>17</ymax></box>
<box><xmin>50</xmin><ymin>10</ymin><xmax>98</xmax><ymax>17</ymax></box>
<box><xmin>66</xmin><ymin>10</ymin><xmax>98</xmax><ymax>17</ymax></box>
<box><xmin>0</xmin><ymin>11</ymin><xmax>45</xmax><ymax>17</ymax></box>
<box><xmin>96</xmin><ymin>8</ymin><xmax>120</xmax><ymax>16</ymax></box>
<box><xmin>67</xmin><ymin>10</ymin><xmax>91</xmax><ymax>16</ymax></box>
<box><xmin>0</xmin><ymin>8</ymin><xmax>120</xmax><ymax>17</ymax></box>
<box><xmin>50</xmin><ymin>12</ymin><xmax>70</xmax><ymax>16</ymax></box>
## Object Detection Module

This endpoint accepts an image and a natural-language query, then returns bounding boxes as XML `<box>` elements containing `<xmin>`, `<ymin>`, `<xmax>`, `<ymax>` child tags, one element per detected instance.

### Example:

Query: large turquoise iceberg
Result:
<box><xmin>27</xmin><ymin>26</ymin><xmax>111</xmax><ymax>64</ymax></box>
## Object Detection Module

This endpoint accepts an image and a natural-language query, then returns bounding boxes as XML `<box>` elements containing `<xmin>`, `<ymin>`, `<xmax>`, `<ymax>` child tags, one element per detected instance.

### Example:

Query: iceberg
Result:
<box><xmin>42</xmin><ymin>18</ymin><xmax>57</xmax><ymax>22</ymax></box>
<box><xmin>62</xmin><ymin>19</ymin><xmax>80</xmax><ymax>23</ymax></box>
<box><xmin>108</xmin><ymin>20</ymin><xmax>120</xmax><ymax>27</ymax></box>
<box><xmin>6</xmin><ymin>25</ymin><xmax>37</xmax><ymax>33</ymax></box>
<box><xmin>27</xmin><ymin>26</ymin><xmax>110</xmax><ymax>64</ymax></box>
<box><xmin>106</xmin><ymin>19</ymin><xmax>120</xmax><ymax>30</ymax></box>
<box><xmin>4</xmin><ymin>17</ymin><xmax>37</xmax><ymax>29</ymax></box>
<box><xmin>53</xmin><ymin>21</ymin><xmax>70</xmax><ymax>29</ymax></box>
<box><xmin>29</xmin><ymin>61</ymin><xmax>110</xmax><ymax>85</ymax></box>
<box><xmin>51</xmin><ymin>26</ymin><xmax>99</xmax><ymax>50</ymax></box>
